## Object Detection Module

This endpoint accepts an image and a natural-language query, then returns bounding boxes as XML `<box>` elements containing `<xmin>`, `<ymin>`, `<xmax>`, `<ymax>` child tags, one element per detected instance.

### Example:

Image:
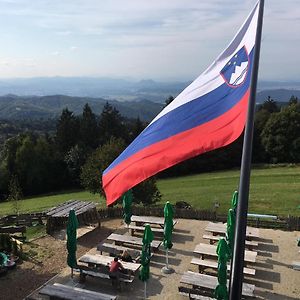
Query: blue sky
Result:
<box><xmin>0</xmin><ymin>0</ymin><xmax>299</xmax><ymax>81</ymax></box>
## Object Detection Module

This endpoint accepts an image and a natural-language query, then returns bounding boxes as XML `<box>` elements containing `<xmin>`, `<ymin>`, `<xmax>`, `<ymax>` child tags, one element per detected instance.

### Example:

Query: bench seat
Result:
<box><xmin>194</xmin><ymin>243</ymin><xmax>257</xmax><ymax>264</ymax></box>
<box><xmin>97</xmin><ymin>242</ymin><xmax>140</xmax><ymax>260</ymax></box>
<box><xmin>39</xmin><ymin>283</ymin><xmax>116</xmax><ymax>300</ymax></box>
<box><xmin>191</xmin><ymin>258</ymin><xmax>256</xmax><ymax>276</ymax></box>
<box><xmin>126</xmin><ymin>224</ymin><xmax>164</xmax><ymax>235</ymax></box>
<box><xmin>77</xmin><ymin>265</ymin><xmax>134</xmax><ymax>284</ymax></box>
<box><xmin>180</xmin><ymin>271</ymin><xmax>255</xmax><ymax>298</ymax></box>
<box><xmin>202</xmin><ymin>234</ymin><xmax>258</xmax><ymax>249</ymax></box>
<box><xmin>178</xmin><ymin>286</ymin><xmax>214</xmax><ymax>299</ymax></box>
<box><xmin>107</xmin><ymin>233</ymin><xmax>161</xmax><ymax>251</ymax></box>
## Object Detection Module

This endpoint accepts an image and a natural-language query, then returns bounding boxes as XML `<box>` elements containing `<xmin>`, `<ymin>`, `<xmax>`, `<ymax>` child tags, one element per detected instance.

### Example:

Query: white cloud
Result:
<box><xmin>0</xmin><ymin>0</ymin><xmax>298</xmax><ymax>80</ymax></box>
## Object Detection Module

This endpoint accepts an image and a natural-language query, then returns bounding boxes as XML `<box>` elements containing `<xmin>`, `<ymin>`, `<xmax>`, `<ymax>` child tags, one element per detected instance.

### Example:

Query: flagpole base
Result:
<box><xmin>161</xmin><ymin>266</ymin><xmax>174</xmax><ymax>274</ymax></box>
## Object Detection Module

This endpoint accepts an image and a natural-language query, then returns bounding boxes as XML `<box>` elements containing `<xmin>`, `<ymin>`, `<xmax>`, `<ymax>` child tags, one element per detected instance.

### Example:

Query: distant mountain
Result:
<box><xmin>0</xmin><ymin>77</ymin><xmax>299</xmax><ymax>103</ymax></box>
<box><xmin>0</xmin><ymin>95</ymin><xmax>164</xmax><ymax>121</ymax></box>
<box><xmin>256</xmin><ymin>89</ymin><xmax>300</xmax><ymax>103</ymax></box>
<box><xmin>0</xmin><ymin>77</ymin><xmax>299</xmax><ymax>121</ymax></box>
<box><xmin>0</xmin><ymin>77</ymin><xmax>188</xmax><ymax>102</ymax></box>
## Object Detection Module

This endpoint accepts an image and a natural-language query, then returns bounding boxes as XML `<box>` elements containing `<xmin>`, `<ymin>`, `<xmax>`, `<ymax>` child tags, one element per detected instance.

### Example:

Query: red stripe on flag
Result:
<box><xmin>103</xmin><ymin>89</ymin><xmax>249</xmax><ymax>205</ymax></box>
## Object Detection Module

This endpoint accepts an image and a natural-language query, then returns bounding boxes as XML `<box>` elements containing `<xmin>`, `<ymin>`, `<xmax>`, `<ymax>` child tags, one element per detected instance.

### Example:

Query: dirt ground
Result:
<box><xmin>0</xmin><ymin>219</ymin><xmax>122</xmax><ymax>300</ymax></box>
<box><xmin>1</xmin><ymin>218</ymin><xmax>300</xmax><ymax>300</ymax></box>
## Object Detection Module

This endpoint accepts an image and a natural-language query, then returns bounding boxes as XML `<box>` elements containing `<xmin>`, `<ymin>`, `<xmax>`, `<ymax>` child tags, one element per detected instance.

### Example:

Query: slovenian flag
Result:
<box><xmin>103</xmin><ymin>2</ymin><xmax>259</xmax><ymax>206</ymax></box>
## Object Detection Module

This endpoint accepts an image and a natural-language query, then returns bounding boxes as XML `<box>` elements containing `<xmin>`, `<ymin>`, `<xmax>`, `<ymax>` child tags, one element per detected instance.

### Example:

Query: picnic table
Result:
<box><xmin>79</xmin><ymin>253</ymin><xmax>141</xmax><ymax>273</ymax></box>
<box><xmin>39</xmin><ymin>283</ymin><xmax>116</xmax><ymax>300</ymax></box>
<box><xmin>194</xmin><ymin>243</ymin><xmax>257</xmax><ymax>264</ymax></box>
<box><xmin>180</xmin><ymin>271</ymin><xmax>255</xmax><ymax>298</ymax></box>
<box><xmin>131</xmin><ymin>215</ymin><xmax>177</xmax><ymax>228</ymax></box>
<box><xmin>107</xmin><ymin>233</ymin><xmax>161</xmax><ymax>251</ymax></box>
<box><xmin>205</xmin><ymin>222</ymin><xmax>259</xmax><ymax>240</ymax></box>
<box><xmin>45</xmin><ymin>200</ymin><xmax>99</xmax><ymax>234</ymax></box>
<box><xmin>202</xmin><ymin>234</ymin><xmax>258</xmax><ymax>250</ymax></box>
<box><xmin>190</xmin><ymin>258</ymin><xmax>256</xmax><ymax>276</ymax></box>
<box><xmin>97</xmin><ymin>242</ymin><xmax>141</xmax><ymax>261</ymax></box>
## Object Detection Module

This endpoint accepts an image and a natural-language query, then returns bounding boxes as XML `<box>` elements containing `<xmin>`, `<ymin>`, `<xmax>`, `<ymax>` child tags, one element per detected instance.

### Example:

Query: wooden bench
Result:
<box><xmin>97</xmin><ymin>242</ymin><xmax>141</xmax><ymax>261</ymax></box>
<box><xmin>77</xmin><ymin>265</ymin><xmax>134</xmax><ymax>285</ymax></box>
<box><xmin>190</xmin><ymin>258</ymin><xmax>256</xmax><ymax>276</ymax></box>
<box><xmin>180</xmin><ymin>271</ymin><xmax>255</xmax><ymax>298</ymax></box>
<box><xmin>131</xmin><ymin>215</ymin><xmax>177</xmax><ymax>228</ymax></box>
<box><xmin>205</xmin><ymin>222</ymin><xmax>259</xmax><ymax>240</ymax></box>
<box><xmin>194</xmin><ymin>243</ymin><xmax>257</xmax><ymax>264</ymax></box>
<box><xmin>202</xmin><ymin>234</ymin><xmax>258</xmax><ymax>250</ymax></box>
<box><xmin>39</xmin><ymin>282</ymin><xmax>117</xmax><ymax>300</ymax></box>
<box><xmin>107</xmin><ymin>233</ymin><xmax>161</xmax><ymax>251</ymax></box>
<box><xmin>0</xmin><ymin>226</ymin><xmax>26</xmax><ymax>240</ymax></box>
<box><xmin>178</xmin><ymin>286</ymin><xmax>214</xmax><ymax>299</ymax></box>
<box><xmin>126</xmin><ymin>224</ymin><xmax>164</xmax><ymax>236</ymax></box>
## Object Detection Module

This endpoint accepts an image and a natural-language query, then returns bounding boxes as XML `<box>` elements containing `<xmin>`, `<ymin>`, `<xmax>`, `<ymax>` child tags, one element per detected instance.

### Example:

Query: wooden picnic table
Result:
<box><xmin>97</xmin><ymin>242</ymin><xmax>141</xmax><ymax>261</ymax></box>
<box><xmin>79</xmin><ymin>253</ymin><xmax>141</xmax><ymax>273</ymax></box>
<box><xmin>205</xmin><ymin>222</ymin><xmax>259</xmax><ymax>239</ymax></box>
<box><xmin>39</xmin><ymin>283</ymin><xmax>116</xmax><ymax>300</ymax></box>
<box><xmin>190</xmin><ymin>258</ymin><xmax>255</xmax><ymax>276</ymax></box>
<box><xmin>107</xmin><ymin>233</ymin><xmax>161</xmax><ymax>251</ymax></box>
<box><xmin>131</xmin><ymin>215</ymin><xmax>177</xmax><ymax>228</ymax></box>
<box><xmin>45</xmin><ymin>200</ymin><xmax>99</xmax><ymax>234</ymax></box>
<box><xmin>194</xmin><ymin>243</ymin><xmax>257</xmax><ymax>264</ymax></box>
<box><xmin>180</xmin><ymin>271</ymin><xmax>255</xmax><ymax>298</ymax></box>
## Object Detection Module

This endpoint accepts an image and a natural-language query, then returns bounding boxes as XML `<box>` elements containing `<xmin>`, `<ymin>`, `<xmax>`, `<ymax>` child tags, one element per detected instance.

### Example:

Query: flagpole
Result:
<box><xmin>229</xmin><ymin>1</ymin><xmax>265</xmax><ymax>299</ymax></box>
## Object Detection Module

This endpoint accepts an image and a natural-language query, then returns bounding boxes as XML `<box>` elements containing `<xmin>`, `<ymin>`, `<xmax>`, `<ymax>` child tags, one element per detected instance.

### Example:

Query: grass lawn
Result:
<box><xmin>0</xmin><ymin>165</ymin><xmax>299</xmax><ymax>217</ymax></box>
<box><xmin>157</xmin><ymin>165</ymin><xmax>300</xmax><ymax>216</ymax></box>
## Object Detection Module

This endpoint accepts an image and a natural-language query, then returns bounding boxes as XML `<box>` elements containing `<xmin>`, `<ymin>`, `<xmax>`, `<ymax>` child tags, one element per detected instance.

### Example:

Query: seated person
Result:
<box><xmin>109</xmin><ymin>257</ymin><xmax>127</xmax><ymax>278</ymax></box>
<box><xmin>120</xmin><ymin>250</ymin><xmax>133</xmax><ymax>262</ymax></box>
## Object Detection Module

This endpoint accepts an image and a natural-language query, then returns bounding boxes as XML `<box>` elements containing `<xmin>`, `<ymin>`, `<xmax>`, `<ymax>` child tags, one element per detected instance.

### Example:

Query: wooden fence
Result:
<box><xmin>0</xmin><ymin>213</ymin><xmax>45</xmax><ymax>227</ymax></box>
<box><xmin>1</xmin><ymin>207</ymin><xmax>299</xmax><ymax>233</ymax></box>
<box><xmin>97</xmin><ymin>206</ymin><xmax>300</xmax><ymax>231</ymax></box>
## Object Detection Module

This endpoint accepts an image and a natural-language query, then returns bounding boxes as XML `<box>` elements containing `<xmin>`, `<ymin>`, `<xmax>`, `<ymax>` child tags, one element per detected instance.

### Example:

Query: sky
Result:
<box><xmin>0</xmin><ymin>0</ymin><xmax>299</xmax><ymax>81</ymax></box>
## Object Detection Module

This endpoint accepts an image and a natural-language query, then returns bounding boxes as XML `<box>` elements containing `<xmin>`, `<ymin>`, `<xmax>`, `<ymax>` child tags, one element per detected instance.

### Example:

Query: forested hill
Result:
<box><xmin>0</xmin><ymin>88</ymin><xmax>300</xmax><ymax>121</ymax></box>
<box><xmin>0</xmin><ymin>94</ymin><xmax>164</xmax><ymax>121</ymax></box>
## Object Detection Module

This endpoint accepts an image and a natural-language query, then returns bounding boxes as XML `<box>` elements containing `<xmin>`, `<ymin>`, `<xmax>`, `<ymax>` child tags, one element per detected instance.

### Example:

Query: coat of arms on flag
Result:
<box><xmin>220</xmin><ymin>46</ymin><xmax>249</xmax><ymax>88</ymax></box>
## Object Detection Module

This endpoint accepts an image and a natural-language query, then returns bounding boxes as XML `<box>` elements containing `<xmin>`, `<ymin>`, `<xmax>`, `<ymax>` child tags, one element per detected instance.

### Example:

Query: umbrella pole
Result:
<box><xmin>71</xmin><ymin>267</ymin><xmax>73</xmax><ymax>278</ymax></box>
<box><xmin>144</xmin><ymin>281</ymin><xmax>147</xmax><ymax>299</ymax></box>
<box><xmin>166</xmin><ymin>249</ymin><xmax>169</xmax><ymax>269</ymax></box>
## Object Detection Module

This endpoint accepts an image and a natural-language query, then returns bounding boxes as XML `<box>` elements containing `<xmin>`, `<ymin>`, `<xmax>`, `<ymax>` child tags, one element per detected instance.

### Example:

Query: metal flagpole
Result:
<box><xmin>229</xmin><ymin>0</ymin><xmax>265</xmax><ymax>299</ymax></box>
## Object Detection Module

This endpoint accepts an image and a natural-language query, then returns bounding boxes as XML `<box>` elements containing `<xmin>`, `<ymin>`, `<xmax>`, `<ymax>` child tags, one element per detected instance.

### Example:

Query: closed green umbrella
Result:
<box><xmin>227</xmin><ymin>191</ymin><xmax>238</xmax><ymax>254</ymax></box>
<box><xmin>231</xmin><ymin>191</ymin><xmax>238</xmax><ymax>212</ymax></box>
<box><xmin>122</xmin><ymin>189</ymin><xmax>133</xmax><ymax>225</ymax></box>
<box><xmin>214</xmin><ymin>238</ymin><xmax>230</xmax><ymax>300</ymax></box>
<box><xmin>66</xmin><ymin>209</ymin><xmax>79</xmax><ymax>277</ymax></box>
<box><xmin>163</xmin><ymin>201</ymin><xmax>174</xmax><ymax>250</ymax></box>
<box><xmin>139</xmin><ymin>224</ymin><xmax>153</xmax><ymax>299</ymax></box>
<box><xmin>226</xmin><ymin>208</ymin><xmax>235</xmax><ymax>254</ymax></box>
<box><xmin>162</xmin><ymin>201</ymin><xmax>174</xmax><ymax>273</ymax></box>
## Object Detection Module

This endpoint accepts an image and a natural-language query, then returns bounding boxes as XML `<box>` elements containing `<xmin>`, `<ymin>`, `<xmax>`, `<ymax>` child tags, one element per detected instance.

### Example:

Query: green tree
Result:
<box><xmin>80</xmin><ymin>137</ymin><xmax>126</xmax><ymax>195</ymax></box>
<box><xmin>164</xmin><ymin>95</ymin><xmax>174</xmax><ymax>107</ymax></box>
<box><xmin>258</xmin><ymin>96</ymin><xmax>279</xmax><ymax>113</ymax></box>
<box><xmin>56</xmin><ymin>108</ymin><xmax>79</xmax><ymax>154</ymax></box>
<box><xmin>65</xmin><ymin>144</ymin><xmax>87</xmax><ymax>185</ymax></box>
<box><xmin>132</xmin><ymin>177</ymin><xmax>161</xmax><ymax>206</ymax></box>
<box><xmin>128</xmin><ymin>117</ymin><xmax>146</xmax><ymax>142</ymax></box>
<box><xmin>98</xmin><ymin>102</ymin><xmax>128</xmax><ymax>145</ymax></box>
<box><xmin>261</xmin><ymin>103</ymin><xmax>300</xmax><ymax>162</ymax></box>
<box><xmin>8</xmin><ymin>174</ymin><xmax>22</xmax><ymax>215</ymax></box>
<box><xmin>289</xmin><ymin>95</ymin><xmax>298</xmax><ymax>106</ymax></box>
<box><xmin>80</xmin><ymin>137</ymin><xmax>161</xmax><ymax>205</ymax></box>
<box><xmin>79</xmin><ymin>103</ymin><xmax>99</xmax><ymax>149</ymax></box>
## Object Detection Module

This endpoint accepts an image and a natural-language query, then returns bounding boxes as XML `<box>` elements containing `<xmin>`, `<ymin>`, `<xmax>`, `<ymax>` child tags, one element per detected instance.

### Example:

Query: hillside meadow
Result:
<box><xmin>0</xmin><ymin>165</ymin><xmax>299</xmax><ymax>217</ymax></box>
